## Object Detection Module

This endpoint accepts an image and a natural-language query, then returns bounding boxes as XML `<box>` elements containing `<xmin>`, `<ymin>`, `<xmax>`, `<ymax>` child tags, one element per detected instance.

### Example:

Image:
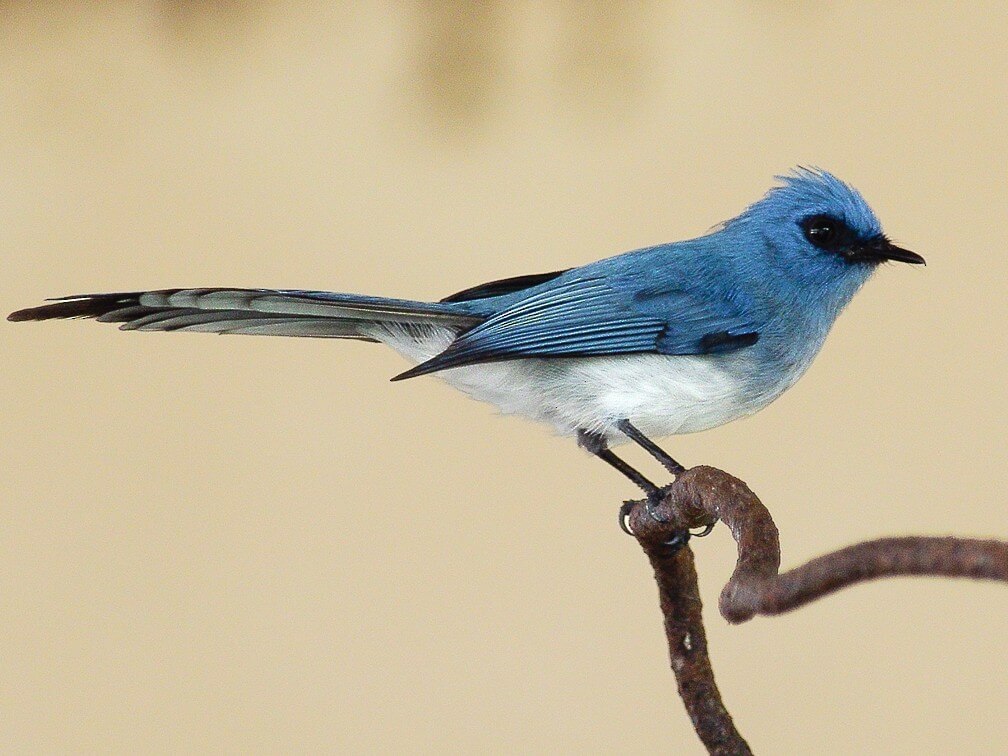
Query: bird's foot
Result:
<box><xmin>619</xmin><ymin>484</ymin><xmax>717</xmax><ymax>548</ymax></box>
<box><xmin>618</xmin><ymin>500</ymin><xmax>636</xmax><ymax>536</ymax></box>
<box><xmin>655</xmin><ymin>529</ymin><xmax>691</xmax><ymax>554</ymax></box>
<box><xmin>644</xmin><ymin>487</ymin><xmax>670</xmax><ymax>523</ymax></box>
<box><xmin>619</xmin><ymin>488</ymin><xmax>688</xmax><ymax>551</ymax></box>
<box><xmin>691</xmin><ymin>522</ymin><xmax>716</xmax><ymax>538</ymax></box>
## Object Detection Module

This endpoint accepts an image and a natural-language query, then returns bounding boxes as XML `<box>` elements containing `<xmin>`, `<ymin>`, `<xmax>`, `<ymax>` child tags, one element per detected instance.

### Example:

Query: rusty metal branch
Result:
<box><xmin>624</xmin><ymin>465</ymin><xmax>1008</xmax><ymax>754</ymax></box>
<box><xmin>637</xmin><ymin>534</ymin><xmax>753</xmax><ymax>755</ymax></box>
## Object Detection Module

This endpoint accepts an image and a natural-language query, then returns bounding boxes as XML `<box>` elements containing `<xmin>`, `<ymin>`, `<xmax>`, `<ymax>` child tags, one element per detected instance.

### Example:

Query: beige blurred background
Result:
<box><xmin>3</xmin><ymin>2</ymin><xmax>1007</xmax><ymax>753</ymax></box>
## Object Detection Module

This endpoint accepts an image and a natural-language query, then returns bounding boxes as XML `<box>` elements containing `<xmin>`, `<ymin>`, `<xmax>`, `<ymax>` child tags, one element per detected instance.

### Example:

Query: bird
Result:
<box><xmin>10</xmin><ymin>168</ymin><xmax>923</xmax><ymax>526</ymax></box>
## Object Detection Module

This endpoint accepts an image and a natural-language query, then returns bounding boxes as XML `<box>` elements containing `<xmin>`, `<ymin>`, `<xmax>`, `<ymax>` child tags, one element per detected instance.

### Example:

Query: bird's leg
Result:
<box><xmin>577</xmin><ymin>429</ymin><xmax>662</xmax><ymax>498</ymax></box>
<box><xmin>616</xmin><ymin>419</ymin><xmax>715</xmax><ymax>539</ymax></box>
<box><xmin>616</xmin><ymin>419</ymin><xmax>686</xmax><ymax>475</ymax></box>
<box><xmin>577</xmin><ymin>429</ymin><xmax>681</xmax><ymax>540</ymax></box>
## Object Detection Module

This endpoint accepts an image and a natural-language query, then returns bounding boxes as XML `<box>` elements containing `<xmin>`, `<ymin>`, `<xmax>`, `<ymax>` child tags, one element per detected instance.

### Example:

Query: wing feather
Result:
<box><xmin>392</xmin><ymin>268</ymin><xmax>762</xmax><ymax>380</ymax></box>
<box><xmin>392</xmin><ymin>278</ymin><xmax>668</xmax><ymax>380</ymax></box>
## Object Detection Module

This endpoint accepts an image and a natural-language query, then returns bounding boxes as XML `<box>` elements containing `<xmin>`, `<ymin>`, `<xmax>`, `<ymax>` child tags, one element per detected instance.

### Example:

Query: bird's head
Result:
<box><xmin>727</xmin><ymin>168</ymin><xmax>924</xmax><ymax>293</ymax></box>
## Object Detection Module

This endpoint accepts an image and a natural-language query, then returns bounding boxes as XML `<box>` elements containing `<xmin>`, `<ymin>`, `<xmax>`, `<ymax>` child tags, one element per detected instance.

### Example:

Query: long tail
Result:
<box><xmin>7</xmin><ymin>288</ymin><xmax>483</xmax><ymax>340</ymax></box>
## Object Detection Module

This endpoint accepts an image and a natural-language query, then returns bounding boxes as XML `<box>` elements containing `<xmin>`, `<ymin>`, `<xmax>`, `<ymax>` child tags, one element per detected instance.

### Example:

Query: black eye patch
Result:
<box><xmin>799</xmin><ymin>214</ymin><xmax>858</xmax><ymax>252</ymax></box>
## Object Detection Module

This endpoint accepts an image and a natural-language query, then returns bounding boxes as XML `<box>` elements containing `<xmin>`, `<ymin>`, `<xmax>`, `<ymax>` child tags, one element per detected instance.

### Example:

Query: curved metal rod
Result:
<box><xmin>623</xmin><ymin>465</ymin><xmax>1008</xmax><ymax>753</ymax></box>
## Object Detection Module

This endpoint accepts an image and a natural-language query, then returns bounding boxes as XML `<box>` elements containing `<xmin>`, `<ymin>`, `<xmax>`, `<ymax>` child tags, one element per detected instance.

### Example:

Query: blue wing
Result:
<box><xmin>391</xmin><ymin>271</ymin><xmax>759</xmax><ymax>381</ymax></box>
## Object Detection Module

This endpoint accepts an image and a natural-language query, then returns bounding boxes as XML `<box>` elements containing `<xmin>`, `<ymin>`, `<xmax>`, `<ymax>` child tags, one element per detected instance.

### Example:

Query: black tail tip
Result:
<box><xmin>390</xmin><ymin>364</ymin><xmax>432</xmax><ymax>381</ymax></box>
<box><xmin>8</xmin><ymin>308</ymin><xmax>35</xmax><ymax>322</ymax></box>
<box><xmin>389</xmin><ymin>369</ymin><xmax>415</xmax><ymax>382</ymax></box>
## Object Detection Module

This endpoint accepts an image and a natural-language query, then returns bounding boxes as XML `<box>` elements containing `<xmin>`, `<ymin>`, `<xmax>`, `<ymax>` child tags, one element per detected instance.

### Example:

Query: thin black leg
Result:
<box><xmin>616</xmin><ymin>419</ymin><xmax>716</xmax><ymax>541</ymax></box>
<box><xmin>597</xmin><ymin>448</ymin><xmax>662</xmax><ymax>497</ymax></box>
<box><xmin>576</xmin><ymin>429</ymin><xmax>661</xmax><ymax>497</ymax></box>
<box><xmin>579</xmin><ymin>428</ymin><xmax>688</xmax><ymax>541</ymax></box>
<box><xmin>616</xmin><ymin>419</ymin><xmax>685</xmax><ymax>475</ymax></box>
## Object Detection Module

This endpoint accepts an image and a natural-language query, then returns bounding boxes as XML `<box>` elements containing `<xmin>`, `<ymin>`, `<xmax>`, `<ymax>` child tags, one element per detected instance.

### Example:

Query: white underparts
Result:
<box><xmin>362</xmin><ymin>322</ymin><xmax>797</xmax><ymax>444</ymax></box>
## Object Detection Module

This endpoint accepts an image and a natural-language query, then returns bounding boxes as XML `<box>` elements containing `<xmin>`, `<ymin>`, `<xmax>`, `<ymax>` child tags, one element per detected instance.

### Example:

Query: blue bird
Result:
<box><xmin>9</xmin><ymin>169</ymin><xmax>923</xmax><ymax>516</ymax></box>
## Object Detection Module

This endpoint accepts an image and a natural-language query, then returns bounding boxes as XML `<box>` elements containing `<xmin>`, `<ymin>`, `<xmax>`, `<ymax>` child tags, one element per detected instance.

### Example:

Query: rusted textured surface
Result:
<box><xmin>639</xmin><ymin>539</ymin><xmax>753</xmax><ymax>755</ymax></box>
<box><xmin>624</xmin><ymin>465</ymin><xmax>1008</xmax><ymax>754</ymax></box>
<box><xmin>722</xmin><ymin>534</ymin><xmax>1008</xmax><ymax>624</ymax></box>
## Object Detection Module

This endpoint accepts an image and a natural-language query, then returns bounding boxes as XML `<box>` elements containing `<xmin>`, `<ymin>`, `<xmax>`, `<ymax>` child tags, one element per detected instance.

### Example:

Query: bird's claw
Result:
<box><xmin>690</xmin><ymin>522</ymin><xmax>716</xmax><ymax>538</ymax></box>
<box><xmin>619</xmin><ymin>488</ymin><xmax>668</xmax><ymax>535</ymax></box>
<box><xmin>618</xmin><ymin>500</ymin><xmax>636</xmax><ymax>536</ymax></box>
<box><xmin>616</xmin><ymin>491</ymin><xmax>713</xmax><ymax>552</ymax></box>
<box><xmin>644</xmin><ymin>489</ymin><xmax>670</xmax><ymax>523</ymax></box>
<box><xmin>619</xmin><ymin>492</ymin><xmax>692</xmax><ymax>552</ymax></box>
<box><xmin>660</xmin><ymin>529</ymin><xmax>691</xmax><ymax>552</ymax></box>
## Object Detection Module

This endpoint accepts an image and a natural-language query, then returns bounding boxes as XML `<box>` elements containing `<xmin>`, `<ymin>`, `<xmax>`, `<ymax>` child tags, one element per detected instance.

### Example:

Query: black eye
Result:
<box><xmin>801</xmin><ymin>214</ymin><xmax>848</xmax><ymax>251</ymax></box>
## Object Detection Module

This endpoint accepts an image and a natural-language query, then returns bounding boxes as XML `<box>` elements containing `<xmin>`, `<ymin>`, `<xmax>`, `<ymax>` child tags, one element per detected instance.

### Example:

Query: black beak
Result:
<box><xmin>854</xmin><ymin>236</ymin><xmax>926</xmax><ymax>265</ymax></box>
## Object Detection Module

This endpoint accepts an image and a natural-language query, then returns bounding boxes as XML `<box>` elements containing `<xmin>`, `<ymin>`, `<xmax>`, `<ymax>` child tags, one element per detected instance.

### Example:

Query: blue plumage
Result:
<box><xmin>9</xmin><ymin>169</ymin><xmax>923</xmax><ymax>500</ymax></box>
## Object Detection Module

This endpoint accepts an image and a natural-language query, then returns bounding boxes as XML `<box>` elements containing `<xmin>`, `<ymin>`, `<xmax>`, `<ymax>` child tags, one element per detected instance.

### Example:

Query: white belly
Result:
<box><xmin>365</xmin><ymin>322</ymin><xmax>790</xmax><ymax>444</ymax></box>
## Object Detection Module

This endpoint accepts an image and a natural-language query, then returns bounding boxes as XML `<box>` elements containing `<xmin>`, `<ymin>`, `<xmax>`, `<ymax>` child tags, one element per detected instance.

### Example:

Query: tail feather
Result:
<box><xmin>8</xmin><ymin>293</ymin><xmax>140</xmax><ymax>322</ymax></box>
<box><xmin>8</xmin><ymin>288</ymin><xmax>482</xmax><ymax>341</ymax></box>
<box><xmin>96</xmin><ymin>305</ymin><xmax>158</xmax><ymax>323</ymax></box>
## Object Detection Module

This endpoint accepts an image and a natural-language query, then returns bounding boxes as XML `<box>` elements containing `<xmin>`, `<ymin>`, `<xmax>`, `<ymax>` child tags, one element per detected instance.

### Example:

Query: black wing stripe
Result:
<box><xmin>440</xmin><ymin>269</ymin><xmax>570</xmax><ymax>303</ymax></box>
